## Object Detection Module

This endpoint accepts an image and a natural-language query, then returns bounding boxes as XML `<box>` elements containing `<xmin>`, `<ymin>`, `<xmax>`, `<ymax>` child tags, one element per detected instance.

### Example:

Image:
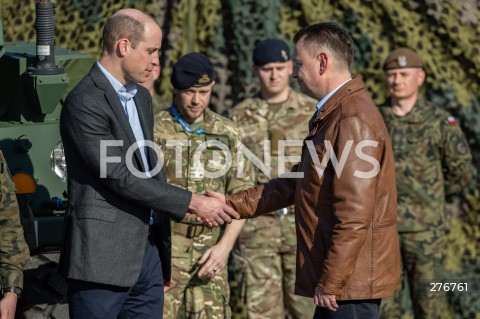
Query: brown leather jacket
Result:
<box><xmin>226</xmin><ymin>77</ymin><xmax>400</xmax><ymax>300</ymax></box>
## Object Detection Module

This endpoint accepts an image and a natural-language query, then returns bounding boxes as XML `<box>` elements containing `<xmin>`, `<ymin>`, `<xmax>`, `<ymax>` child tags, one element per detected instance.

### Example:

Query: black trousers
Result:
<box><xmin>313</xmin><ymin>299</ymin><xmax>381</xmax><ymax>319</ymax></box>
<box><xmin>68</xmin><ymin>235</ymin><xmax>164</xmax><ymax>319</ymax></box>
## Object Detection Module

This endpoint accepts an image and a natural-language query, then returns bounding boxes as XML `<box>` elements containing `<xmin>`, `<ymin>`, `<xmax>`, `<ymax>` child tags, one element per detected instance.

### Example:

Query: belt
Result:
<box><xmin>265</xmin><ymin>205</ymin><xmax>295</xmax><ymax>217</ymax></box>
<box><xmin>173</xmin><ymin>222</ymin><xmax>208</xmax><ymax>238</ymax></box>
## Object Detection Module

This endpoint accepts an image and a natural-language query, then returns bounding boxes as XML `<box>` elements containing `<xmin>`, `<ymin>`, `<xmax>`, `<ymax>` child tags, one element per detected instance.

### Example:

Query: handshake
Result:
<box><xmin>188</xmin><ymin>191</ymin><xmax>239</xmax><ymax>227</ymax></box>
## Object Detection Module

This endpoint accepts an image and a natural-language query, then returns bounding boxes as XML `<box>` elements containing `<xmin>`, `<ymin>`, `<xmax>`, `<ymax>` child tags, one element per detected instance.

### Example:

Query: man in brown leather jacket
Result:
<box><xmin>208</xmin><ymin>22</ymin><xmax>400</xmax><ymax>319</ymax></box>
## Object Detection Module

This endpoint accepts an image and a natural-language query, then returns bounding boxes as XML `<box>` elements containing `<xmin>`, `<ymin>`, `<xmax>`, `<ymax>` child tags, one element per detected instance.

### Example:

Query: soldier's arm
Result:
<box><xmin>0</xmin><ymin>153</ymin><xmax>30</xmax><ymax>293</ymax></box>
<box><xmin>440</xmin><ymin>117</ymin><xmax>473</xmax><ymax>195</ymax></box>
<box><xmin>0</xmin><ymin>203</ymin><xmax>30</xmax><ymax>292</ymax></box>
<box><xmin>213</xmin><ymin>217</ymin><xmax>246</xmax><ymax>255</ymax></box>
<box><xmin>197</xmin><ymin>218</ymin><xmax>246</xmax><ymax>280</ymax></box>
<box><xmin>215</xmin><ymin>127</ymin><xmax>255</xmax><ymax>250</ymax></box>
<box><xmin>197</xmin><ymin>128</ymin><xmax>254</xmax><ymax>279</ymax></box>
<box><xmin>0</xmin><ymin>200</ymin><xmax>29</xmax><ymax>318</ymax></box>
<box><xmin>201</xmin><ymin>150</ymin><xmax>250</xmax><ymax>272</ymax></box>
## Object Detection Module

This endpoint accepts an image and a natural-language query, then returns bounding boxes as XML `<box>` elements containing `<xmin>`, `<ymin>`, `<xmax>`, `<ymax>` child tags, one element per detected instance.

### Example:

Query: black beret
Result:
<box><xmin>253</xmin><ymin>38</ymin><xmax>290</xmax><ymax>66</ymax></box>
<box><xmin>171</xmin><ymin>52</ymin><xmax>215</xmax><ymax>90</ymax></box>
<box><xmin>383</xmin><ymin>47</ymin><xmax>423</xmax><ymax>70</ymax></box>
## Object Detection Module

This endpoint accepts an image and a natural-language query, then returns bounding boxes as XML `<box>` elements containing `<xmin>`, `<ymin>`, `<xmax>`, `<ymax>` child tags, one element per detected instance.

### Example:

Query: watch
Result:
<box><xmin>2</xmin><ymin>287</ymin><xmax>22</xmax><ymax>297</ymax></box>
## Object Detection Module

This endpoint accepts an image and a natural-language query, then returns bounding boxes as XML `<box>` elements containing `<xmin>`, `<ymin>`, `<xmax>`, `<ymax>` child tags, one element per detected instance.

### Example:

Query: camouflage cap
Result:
<box><xmin>253</xmin><ymin>38</ymin><xmax>290</xmax><ymax>66</ymax></box>
<box><xmin>383</xmin><ymin>47</ymin><xmax>423</xmax><ymax>70</ymax></box>
<box><xmin>171</xmin><ymin>52</ymin><xmax>215</xmax><ymax>90</ymax></box>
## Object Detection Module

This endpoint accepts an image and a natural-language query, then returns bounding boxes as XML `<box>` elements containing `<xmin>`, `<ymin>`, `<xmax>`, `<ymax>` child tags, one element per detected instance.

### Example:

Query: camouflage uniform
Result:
<box><xmin>154</xmin><ymin>107</ymin><xmax>254</xmax><ymax>319</ymax></box>
<box><xmin>229</xmin><ymin>88</ymin><xmax>316</xmax><ymax>319</ymax></box>
<box><xmin>0</xmin><ymin>149</ymin><xmax>30</xmax><ymax>293</ymax></box>
<box><xmin>378</xmin><ymin>99</ymin><xmax>472</xmax><ymax>319</ymax></box>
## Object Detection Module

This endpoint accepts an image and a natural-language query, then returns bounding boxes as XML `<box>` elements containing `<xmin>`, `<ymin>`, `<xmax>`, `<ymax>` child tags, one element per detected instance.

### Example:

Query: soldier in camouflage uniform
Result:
<box><xmin>153</xmin><ymin>52</ymin><xmax>255</xmax><ymax>319</ymax></box>
<box><xmin>378</xmin><ymin>48</ymin><xmax>472</xmax><ymax>319</ymax></box>
<box><xmin>229</xmin><ymin>39</ymin><xmax>316</xmax><ymax>319</ymax></box>
<box><xmin>0</xmin><ymin>149</ymin><xmax>30</xmax><ymax>319</ymax></box>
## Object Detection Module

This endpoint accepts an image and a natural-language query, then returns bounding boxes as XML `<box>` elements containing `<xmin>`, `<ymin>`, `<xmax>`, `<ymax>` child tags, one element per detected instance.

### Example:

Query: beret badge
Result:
<box><xmin>397</xmin><ymin>56</ymin><xmax>407</xmax><ymax>67</ymax></box>
<box><xmin>198</xmin><ymin>73</ymin><xmax>211</xmax><ymax>85</ymax></box>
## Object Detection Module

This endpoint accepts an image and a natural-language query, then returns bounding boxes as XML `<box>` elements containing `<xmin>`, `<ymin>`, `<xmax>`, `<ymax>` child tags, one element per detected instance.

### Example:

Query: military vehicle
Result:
<box><xmin>0</xmin><ymin>1</ymin><xmax>93</xmax><ymax>317</ymax></box>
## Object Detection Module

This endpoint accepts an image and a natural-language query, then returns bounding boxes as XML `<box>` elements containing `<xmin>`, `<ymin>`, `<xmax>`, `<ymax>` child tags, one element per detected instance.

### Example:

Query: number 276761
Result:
<box><xmin>430</xmin><ymin>283</ymin><xmax>468</xmax><ymax>292</ymax></box>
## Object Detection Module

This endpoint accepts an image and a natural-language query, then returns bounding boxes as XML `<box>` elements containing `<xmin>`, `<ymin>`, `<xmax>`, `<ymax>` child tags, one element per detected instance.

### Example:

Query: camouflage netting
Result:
<box><xmin>1</xmin><ymin>0</ymin><xmax>479</xmax><ymax>318</ymax></box>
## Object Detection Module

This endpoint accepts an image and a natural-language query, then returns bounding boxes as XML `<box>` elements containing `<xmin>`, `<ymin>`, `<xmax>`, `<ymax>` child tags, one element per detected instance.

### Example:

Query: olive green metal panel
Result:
<box><xmin>24</xmin><ymin>73</ymin><xmax>70</xmax><ymax>115</ymax></box>
<box><xmin>0</xmin><ymin>42</ymin><xmax>92</xmax><ymax>122</ymax></box>
<box><xmin>0</xmin><ymin>38</ymin><xmax>92</xmax><ymax>256</ymax></box>
<box><xmin>0</xmin><ymin>123</ymin><xmax>66</xmax><ymax>215</ymax></box>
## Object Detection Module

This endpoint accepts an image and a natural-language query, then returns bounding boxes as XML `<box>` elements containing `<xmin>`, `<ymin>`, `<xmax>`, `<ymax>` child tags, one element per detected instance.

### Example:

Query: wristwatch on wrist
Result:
<box><xmin>2</xmin><ymin>287</ymin><xmax>22</xmax><ymax>297</ymax></box>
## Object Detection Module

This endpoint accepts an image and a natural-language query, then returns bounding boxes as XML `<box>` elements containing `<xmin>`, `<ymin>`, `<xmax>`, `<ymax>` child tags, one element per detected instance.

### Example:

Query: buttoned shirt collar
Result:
<box><xmin>96</xmin><ymin>61</ymin><xmax>138</xmax><ymax>104</ymax></box>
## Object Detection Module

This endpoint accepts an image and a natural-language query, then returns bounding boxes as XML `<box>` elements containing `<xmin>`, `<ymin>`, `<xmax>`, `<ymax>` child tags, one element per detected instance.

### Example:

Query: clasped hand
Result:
<box><xmin>188</xmin><ymin>191</ymin><xmax>237</xmax><ymax>227</ymax></box>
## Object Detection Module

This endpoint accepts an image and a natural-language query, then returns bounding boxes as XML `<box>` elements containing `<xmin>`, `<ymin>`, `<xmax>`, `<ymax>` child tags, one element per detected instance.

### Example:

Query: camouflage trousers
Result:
<box><xmin>164</xmin><ymin>221</ymin><xmax>231</xmax><ymax>319</ymax></box>
<box><xmin>230</xmin><ymin>213</ymin><xmax>315</xmax><ymax>319</ymax></box>
<box><xmin>380</xmin><ymin>229</ymin><xmax>446</xmax><ymax>319</ymax></box>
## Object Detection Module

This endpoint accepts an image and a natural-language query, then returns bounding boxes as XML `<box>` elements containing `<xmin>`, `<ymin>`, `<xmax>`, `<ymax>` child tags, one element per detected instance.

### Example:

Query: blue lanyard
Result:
<box><xmin>169</xmin><ymin>104</ymin><xmax>205</xmax><ymax>135</ymax></box>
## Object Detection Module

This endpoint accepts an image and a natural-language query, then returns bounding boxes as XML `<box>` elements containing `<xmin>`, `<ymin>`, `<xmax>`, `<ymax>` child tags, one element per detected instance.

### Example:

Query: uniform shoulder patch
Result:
<box><xmin>447</xmin><ymin>116</ymin><xmax>457</xmax><ymax>125</ymax></box>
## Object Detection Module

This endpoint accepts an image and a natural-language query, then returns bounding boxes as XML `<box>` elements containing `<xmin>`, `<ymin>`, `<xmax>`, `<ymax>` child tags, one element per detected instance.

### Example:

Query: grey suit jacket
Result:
<box><xmin>59</xmin><ymin>63</ymin><xmax>191</xmax><ymax>287</ymax></box>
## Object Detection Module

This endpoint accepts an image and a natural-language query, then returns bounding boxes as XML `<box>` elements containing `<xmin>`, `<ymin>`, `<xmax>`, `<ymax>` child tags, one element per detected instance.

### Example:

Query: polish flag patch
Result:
<box><xmin>447</xmin><ymin>116</ymin><xmax>457</xmax><ymax>125</ymax></box>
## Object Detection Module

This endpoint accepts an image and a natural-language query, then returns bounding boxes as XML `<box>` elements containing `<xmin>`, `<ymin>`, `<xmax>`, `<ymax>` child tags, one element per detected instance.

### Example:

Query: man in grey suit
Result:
<box><xmin>59</xmin><ymin>8</ymin><xmax>238</xmax><ymax>319</ymax></box>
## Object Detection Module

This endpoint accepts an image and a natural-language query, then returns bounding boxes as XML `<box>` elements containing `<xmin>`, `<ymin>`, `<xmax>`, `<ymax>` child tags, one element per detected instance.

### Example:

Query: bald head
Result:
<box><xmin>102</xmin><ymin>9</ymin><xmax>161</xmax><ymax>54</ymax></box>
<box><xmin>112</xmin><ymin>8</ymin><xmax>152</xmax><ymax>20</ymax></box>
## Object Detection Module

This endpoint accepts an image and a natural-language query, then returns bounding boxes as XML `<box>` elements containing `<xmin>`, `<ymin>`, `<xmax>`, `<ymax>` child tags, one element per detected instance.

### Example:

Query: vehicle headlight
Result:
<box><xmin>50</xmin><ymin>141</ymin><xmax>67</xmax><ymax>182</ymax></box>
